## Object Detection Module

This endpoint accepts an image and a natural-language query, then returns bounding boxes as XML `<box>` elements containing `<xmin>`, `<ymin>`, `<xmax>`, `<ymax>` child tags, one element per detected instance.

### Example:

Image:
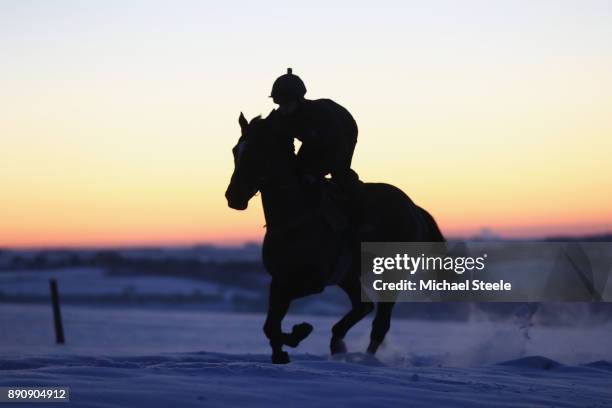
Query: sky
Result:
<box><xmin>1</xmin><ymin>0</ymin><xmax>611</xmax><ymax>247</ymax></box>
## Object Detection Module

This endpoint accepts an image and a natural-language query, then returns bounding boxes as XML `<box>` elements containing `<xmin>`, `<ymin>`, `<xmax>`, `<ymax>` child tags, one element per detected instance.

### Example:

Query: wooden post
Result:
<box><xmin>49</xmin><ymin>279</ymin><xmax>65</xmax><ymax>344</ymax></box>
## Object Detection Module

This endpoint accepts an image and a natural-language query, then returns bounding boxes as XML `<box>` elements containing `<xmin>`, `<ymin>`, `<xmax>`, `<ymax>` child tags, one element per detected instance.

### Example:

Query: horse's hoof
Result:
<box><xmin>272</xmin><ymin>351</ymin><xmax>290</xmax><ymax>364</ymax></box>
<box><xmin>367</xmin><ymin>340</ymin><xmax>382</xmax><ymax>355</ymax></box>
<box><xmin>286</xmin><ymin>322</ymin><xmax>313</xmax><ymax>348</ymax></box>
<box><xmin>330</xmin><ymin>337</ymin><xmax>347</xmax><ymax>355</ymax></box>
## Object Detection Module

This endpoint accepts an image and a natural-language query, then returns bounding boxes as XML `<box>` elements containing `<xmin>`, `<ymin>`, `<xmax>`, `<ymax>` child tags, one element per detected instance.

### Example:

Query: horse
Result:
<box><xmin>225</xmin><ymin>112</ymin><xmax>445</xmax><ymax>364</ymax></box>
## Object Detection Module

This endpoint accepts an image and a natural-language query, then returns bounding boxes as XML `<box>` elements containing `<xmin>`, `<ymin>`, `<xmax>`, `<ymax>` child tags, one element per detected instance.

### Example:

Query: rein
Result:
<box><xmin>259</xmin><ymin>177</ymin><xmax>322</xmax><ymax>236</ymax></box>
<box><xmin>264</xmin><ymin>210</ymin><xmax>319</xmax><ymax>236</ymax></box>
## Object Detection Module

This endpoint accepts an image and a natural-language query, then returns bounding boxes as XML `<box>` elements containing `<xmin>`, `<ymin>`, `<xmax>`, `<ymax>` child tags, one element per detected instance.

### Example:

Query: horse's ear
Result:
<box><xmin>238</xmin><ymin>112</ymin><xmax>248</xmax><ymax>131</ymax></box>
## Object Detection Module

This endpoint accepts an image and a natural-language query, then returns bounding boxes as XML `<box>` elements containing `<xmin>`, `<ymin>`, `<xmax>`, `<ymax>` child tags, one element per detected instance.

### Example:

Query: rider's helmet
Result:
<box><xmin>270</xmin><ymin>68</ymin><xmax>307</xmax><ymax>104</ymax></box>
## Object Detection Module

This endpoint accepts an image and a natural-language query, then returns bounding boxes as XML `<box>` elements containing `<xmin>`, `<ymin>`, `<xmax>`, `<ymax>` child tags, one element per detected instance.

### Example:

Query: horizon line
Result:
<box><xmin>2</xmin><ymin>231</ymin><xmax>611</xmax><ymax>251</ymax></box>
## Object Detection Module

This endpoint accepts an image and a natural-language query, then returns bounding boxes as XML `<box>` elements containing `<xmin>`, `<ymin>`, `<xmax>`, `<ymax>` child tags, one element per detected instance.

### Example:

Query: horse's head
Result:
<box><xmin>225</xmin><ymin>112</ymin><xmax>294</xmax><ymax>210</ymax></box>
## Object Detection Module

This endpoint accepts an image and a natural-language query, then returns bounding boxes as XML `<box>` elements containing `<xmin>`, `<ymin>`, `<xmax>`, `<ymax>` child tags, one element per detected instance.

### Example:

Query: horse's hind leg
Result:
<box><xmin>367</xmin><ymin>302</ymin><xmax>395</xmax><ymax>354</ymax></box>
<box><xmin>330</xmin><ymin>276</ymin><xmax>374</xmax><ymax>354</ymax></box>
<box><xmin>263</xmin><ymin>281</ymin><xmax>292</xmax><ymax>364</ymax></box>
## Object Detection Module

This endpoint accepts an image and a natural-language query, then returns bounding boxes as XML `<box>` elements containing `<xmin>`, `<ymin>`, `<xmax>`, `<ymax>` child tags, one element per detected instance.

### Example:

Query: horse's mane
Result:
<box><xmin>247</xmin><ymin>113</ymin><xmax>295</xmax><ymax>157</ymax></box>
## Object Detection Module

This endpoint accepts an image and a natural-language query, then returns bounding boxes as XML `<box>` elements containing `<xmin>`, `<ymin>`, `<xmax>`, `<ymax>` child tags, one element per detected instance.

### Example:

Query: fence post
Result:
<box><xmin>49</xmin><ymin>279</ymin><xmax>65</xmax><ymax>344</ymax></box>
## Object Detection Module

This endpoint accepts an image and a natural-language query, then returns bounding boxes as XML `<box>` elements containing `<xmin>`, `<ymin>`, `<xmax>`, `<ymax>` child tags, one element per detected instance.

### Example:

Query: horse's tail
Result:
<box><xmin>419</xmin><ymin>207</ymin><xmax>445</xmax><ymax>242</ymax></box>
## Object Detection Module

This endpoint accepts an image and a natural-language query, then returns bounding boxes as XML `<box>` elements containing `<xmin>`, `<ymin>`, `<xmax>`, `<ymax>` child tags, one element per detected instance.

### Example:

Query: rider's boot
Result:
<box><xmin>336</xmin><ymin>169</ymin><xmax>371</xmax><ymax>234</ymax></box>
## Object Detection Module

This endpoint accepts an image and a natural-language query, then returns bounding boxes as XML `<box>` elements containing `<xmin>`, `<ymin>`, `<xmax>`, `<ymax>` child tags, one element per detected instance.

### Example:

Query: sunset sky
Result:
<box><xmin>1</xmin><ymin>0</ymin><xmax>611</xmax><ymax>247</ymax></box>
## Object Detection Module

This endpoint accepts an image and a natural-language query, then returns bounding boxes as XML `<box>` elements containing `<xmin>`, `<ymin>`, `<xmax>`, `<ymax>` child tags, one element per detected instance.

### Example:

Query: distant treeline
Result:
<box><xmin>3</xmin><ymin>233</ymin><xmax>611</xmax><ymax>270</ymax></box>
<box><xmin>0</xmin><ymin>248</ymin><xmax>268</xmax><ymax>290</ymax></box>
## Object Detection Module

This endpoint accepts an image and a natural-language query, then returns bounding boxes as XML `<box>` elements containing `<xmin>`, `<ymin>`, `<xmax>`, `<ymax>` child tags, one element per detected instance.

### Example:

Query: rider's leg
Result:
<box><xmin>332</xmin><ymin>168</ymin><xmax>365</xmax><ymax>227</ymax></box>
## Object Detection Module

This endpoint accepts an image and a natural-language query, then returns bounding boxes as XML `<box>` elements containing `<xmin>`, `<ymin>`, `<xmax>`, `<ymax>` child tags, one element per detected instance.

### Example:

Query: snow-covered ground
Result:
<box><xmin>1</xmin><ymin>303</ymin><xmax>611</xmax><ymax>407</ymax></box>
<box><xmin>1</xmin><ymin>251</ymin><xmax>611</xmax><ymax>407</ymax></box>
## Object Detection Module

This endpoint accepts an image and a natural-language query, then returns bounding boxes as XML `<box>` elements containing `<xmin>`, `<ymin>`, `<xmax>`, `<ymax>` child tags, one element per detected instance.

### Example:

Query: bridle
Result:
<box><xmin>231</xmin><ymin>118</ymin><xmax>318</xmax><ymax>234</ymax></box>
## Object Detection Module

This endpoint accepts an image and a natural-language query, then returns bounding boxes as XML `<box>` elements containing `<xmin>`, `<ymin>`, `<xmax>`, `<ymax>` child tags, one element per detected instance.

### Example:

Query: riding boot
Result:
<box><xmin>333</xmin><ymin>169</ymin><xmax>369</xmax><ymax>233</ymax></box>
<box><xmin>345</xmin><ymin>170</ymin><xmax>362</xmax><ymax>222</ymax></box>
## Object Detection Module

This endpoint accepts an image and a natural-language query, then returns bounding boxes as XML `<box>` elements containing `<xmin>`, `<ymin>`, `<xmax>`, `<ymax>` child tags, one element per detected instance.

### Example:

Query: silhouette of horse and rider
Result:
<box><xmin>225</xmin><ymin>69</ymin><xmax>445</xmax><ymax>364</ymax></box>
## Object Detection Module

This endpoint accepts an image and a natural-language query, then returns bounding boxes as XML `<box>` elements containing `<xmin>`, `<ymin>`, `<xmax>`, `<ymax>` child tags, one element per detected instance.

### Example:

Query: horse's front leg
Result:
<box><xmin>263</xmin><ymin>280</ymin><xmax>291</xmax><ymax>364</ymax></box>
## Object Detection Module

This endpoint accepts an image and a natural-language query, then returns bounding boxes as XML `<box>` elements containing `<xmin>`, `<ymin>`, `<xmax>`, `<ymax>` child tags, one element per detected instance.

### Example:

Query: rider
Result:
<box><xmin>268</xmin><ymin>68</ymin><xmax>363</xmax><ymax>227</ymax></box>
